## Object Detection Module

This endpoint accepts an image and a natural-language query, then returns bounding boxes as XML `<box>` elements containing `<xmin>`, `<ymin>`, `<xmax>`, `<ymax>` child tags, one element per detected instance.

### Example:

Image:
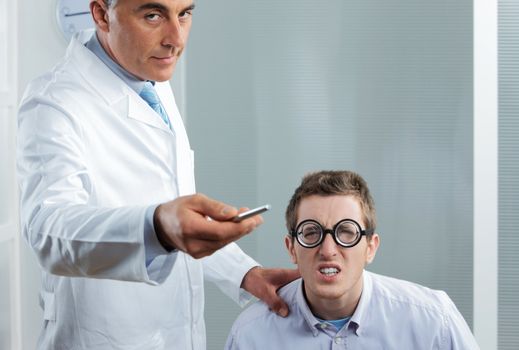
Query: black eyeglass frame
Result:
<box><xmin>290</xmin><ymin>218</ymin><xmax>374</xmax><ymax>248</ymax></box>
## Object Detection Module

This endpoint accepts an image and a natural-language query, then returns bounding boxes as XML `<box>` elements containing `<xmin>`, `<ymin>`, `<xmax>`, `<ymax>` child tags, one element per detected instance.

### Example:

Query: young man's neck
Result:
<box><xmin>303</xmin><ymin>277</ymin><xmax>363</xmax><ymax>320</ymax></box>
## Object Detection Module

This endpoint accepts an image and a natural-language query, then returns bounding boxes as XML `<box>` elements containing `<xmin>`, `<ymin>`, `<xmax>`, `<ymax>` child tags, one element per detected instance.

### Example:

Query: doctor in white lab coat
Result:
<box><xmin>16</xmin><ymin>0</ymin><xmax>297</xmax><ymax>349</ymax></box>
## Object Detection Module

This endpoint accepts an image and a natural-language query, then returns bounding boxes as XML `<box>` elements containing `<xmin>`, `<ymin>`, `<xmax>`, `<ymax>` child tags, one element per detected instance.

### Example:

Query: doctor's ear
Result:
<box><xmin>90</xmin><ymin>1</ymin><xmax>110</xmax><ymax>32</ymax></box>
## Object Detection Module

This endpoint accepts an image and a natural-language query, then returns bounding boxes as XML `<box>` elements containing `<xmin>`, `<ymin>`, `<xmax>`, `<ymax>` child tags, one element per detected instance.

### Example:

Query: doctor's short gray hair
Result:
<box><xmin>104</xmin><ymin>0</ymin><xmax>116</xmax><ymax>7</ymax></box>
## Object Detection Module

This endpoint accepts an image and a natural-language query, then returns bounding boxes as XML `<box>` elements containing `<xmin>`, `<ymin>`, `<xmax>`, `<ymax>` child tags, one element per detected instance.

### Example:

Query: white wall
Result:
<box><xmin>474</xmin><ymin>0</ymin><xmax>498</xmax><ymax>348</ymax></box>
<box><xmin>17</xmin><ymin>1</ymin><xmax>65</xmax><ymax>347</ymax></box>
<box><xmin>1</xmin><ymin>2</ymin><xmax>21</xmax><ymax>348</ymax></box>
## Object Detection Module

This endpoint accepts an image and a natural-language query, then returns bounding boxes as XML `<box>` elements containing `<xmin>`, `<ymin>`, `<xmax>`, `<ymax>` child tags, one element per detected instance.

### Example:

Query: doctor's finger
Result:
<box><xmin>189</xmin><ymin>193</ymin><xmax>239</xmax><ymax>221</ymax></box>
<box><xmin>191</xmin><ymin>216</ymin><xmax>262</xmax><ymax>243</ymax></box>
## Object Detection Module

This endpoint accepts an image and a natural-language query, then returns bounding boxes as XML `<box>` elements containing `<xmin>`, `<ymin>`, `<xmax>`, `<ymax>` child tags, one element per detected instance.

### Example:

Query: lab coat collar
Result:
<box><xmin>67</xmin><ymin>30</ymin><xmax>171</xmax><ymax>133</ymax></box>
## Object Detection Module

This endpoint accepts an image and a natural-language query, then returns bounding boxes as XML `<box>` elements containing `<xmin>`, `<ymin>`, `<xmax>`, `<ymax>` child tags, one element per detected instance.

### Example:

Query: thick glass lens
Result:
<box><xmin>299</xmin><ymin>222</ymin><xmax>322</xmax><ymax>245</ymax></box>
<box><xmin>335</xmin><ymin>221</ymin><xmax>360</xmax><ymax>245</ymax></box>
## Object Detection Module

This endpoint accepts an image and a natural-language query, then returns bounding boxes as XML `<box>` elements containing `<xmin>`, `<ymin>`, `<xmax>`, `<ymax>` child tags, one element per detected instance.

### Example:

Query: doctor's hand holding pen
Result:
<box><xmin>153</xmin><ymin>193</ymin><xmax>263</xmax><ymax>259</ymax></box>
<box><xmin>153</xmin><ymin>193</ymin><xmax>300</xmax><ymax>317</ymax></box>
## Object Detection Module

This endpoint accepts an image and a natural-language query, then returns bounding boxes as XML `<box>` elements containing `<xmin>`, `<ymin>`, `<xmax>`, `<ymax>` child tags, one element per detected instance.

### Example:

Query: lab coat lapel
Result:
<box><xmin>155</xmin><ymin>82</ymin><xmax>196</xmax><ymax>195</ymax></box>
<box><xmin>67</xmin><ymin>31</ymin><xmax>195</xmax><ymax>194</ymax></box>
<box><xmin>127</xmin><ymin>94</ymin><xmax>172</xmax><ymax>132</ymax></box>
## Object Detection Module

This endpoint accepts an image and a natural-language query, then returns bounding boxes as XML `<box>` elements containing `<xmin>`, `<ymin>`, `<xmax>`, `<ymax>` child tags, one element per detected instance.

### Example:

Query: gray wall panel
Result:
<box><xmin>498</xmin><ymin>1</ymin><xmax>519</xmax><ymax>349</ymax></box>
<box><xmin>186</xmin><ymin>1</ymin><xmax>473</xmax><ymax>348</ymax></box>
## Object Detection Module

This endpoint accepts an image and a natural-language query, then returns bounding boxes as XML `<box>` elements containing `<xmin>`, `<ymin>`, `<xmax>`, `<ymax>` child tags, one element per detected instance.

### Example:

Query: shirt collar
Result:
<box><xmin>85</xmin><ymin>32</ymin><xmax>149</xmax><ymax>95</ymax></box>
<box><xmin>349</xmin><ymin>270</ymin><xmax>373</xmax><ymax>335</ymax></box>
<box><xmin>295</xmin><ymin>270</ymin><xmax>373</xmax><ymax>337</ymax></box>
<box><xmin>295</xmin><ymin>279</ymin><xmax>323</xmax><ymax>336</ymax></box>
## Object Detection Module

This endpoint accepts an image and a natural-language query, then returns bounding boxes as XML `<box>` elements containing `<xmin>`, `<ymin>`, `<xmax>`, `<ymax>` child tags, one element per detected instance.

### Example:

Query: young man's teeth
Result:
<box><xmin>320</xmin><ymin>267</ymin><xmax>338</xmax><ymax>276</ymax></box>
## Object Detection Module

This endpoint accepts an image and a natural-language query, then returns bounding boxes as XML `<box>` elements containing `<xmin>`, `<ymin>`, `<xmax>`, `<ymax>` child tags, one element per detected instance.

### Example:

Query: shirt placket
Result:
<box><xmin>333</xmin><ymin>322</ymin><xmax>356</xmax><ymax>349</ymax></box>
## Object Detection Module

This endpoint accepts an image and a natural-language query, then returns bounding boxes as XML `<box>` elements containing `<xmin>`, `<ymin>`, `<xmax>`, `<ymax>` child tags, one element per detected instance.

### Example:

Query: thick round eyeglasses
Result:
<box><xmin>290</xmin><ymin>219</ymin><xmax>374</xmax><ymax>248</ymax></box>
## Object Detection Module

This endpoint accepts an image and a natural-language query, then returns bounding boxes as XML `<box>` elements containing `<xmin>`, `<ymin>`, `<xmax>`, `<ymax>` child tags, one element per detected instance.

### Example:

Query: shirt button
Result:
<box><xmin>334</xmin><ymin>337</ymin><xmax>342</xmax><ymax>344</ymax></box>
<box><xmin>320</xmin><ymin>323</ymin><xmax>328</xmax><ymax>329</ymax></box>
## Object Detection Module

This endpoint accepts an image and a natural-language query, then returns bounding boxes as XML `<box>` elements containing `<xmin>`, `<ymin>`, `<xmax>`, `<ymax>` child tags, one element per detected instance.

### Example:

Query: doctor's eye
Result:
<box><xmin>145</xmin><ymin>12</ymin><xmax>163</xmax><ymax>22</ymax></box>
<box><xmin>179</xmin><ymin>5</ymin><xmax>195</xmax><ymax>21</ymax></box>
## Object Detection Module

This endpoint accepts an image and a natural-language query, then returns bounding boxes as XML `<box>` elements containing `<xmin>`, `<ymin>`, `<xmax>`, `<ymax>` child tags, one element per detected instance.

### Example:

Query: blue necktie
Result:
<box><xmin>139</xmin><ymin>82</ymin><xmax>171</xmax><ymax>128</ymax></box>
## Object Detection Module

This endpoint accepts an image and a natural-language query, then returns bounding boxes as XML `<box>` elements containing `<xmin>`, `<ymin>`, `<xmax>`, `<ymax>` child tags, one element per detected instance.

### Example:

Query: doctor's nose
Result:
<box><xmin>162</xmin><ymin>19</ymin><xmax>187</xmax><ymax>49</ymax></box>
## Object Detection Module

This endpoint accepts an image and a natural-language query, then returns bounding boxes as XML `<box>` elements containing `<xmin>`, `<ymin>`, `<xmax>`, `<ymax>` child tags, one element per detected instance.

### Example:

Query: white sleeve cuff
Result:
<box><xmin>143</xmin><ymin>204</ymin><xmax>178</xmax><ymax>284</ymax></box>
<box><xmin>202</xmin><ymin>242</ymin><xmax>260</xmax><ymax>306</ymax></box>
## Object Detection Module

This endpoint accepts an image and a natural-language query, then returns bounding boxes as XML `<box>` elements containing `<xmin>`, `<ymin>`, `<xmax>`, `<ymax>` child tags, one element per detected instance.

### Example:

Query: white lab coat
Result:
<box><xmin>17</xmin><ymin>31</ymin><xmax>257</xmax><ymax>350</ymax></box>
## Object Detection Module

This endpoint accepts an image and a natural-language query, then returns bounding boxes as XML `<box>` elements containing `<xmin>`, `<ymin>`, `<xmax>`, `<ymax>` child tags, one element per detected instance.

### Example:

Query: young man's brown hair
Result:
<box><xmin>285</xmin><ymin>170</ymin><xmax>377</xmax><ymax>235</ymax></box>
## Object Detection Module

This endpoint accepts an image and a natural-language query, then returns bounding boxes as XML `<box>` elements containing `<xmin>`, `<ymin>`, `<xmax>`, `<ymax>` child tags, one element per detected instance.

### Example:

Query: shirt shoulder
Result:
<box><xmin>227</xmin><ymin>279</ymin><xmax>302</xmax><ymax>349</ymax></box>
<box><xmin>368</xmin><ymin>271</ymin><xmax>452</xmax><ymax>314</ymax></box>
<box><xmin>351</xmin><ymin>272</ymin><xmax>477</xmax><ymax>349</ymax></box>
<box><xmin>226</xmin><ymin>300</ymin><xmax>284</xmax><ymax>350</ymax></box>
<box><xmin>233</xmin><ymin>278</ymin><xmax>300</xmax><ymax>328</ymax></box>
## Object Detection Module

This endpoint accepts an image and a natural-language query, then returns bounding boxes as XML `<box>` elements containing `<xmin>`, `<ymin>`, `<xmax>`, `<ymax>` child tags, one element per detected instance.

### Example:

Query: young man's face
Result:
<box><xmin>92</xmin><ymin>0</ymin><xmax>194</xmax><ymax>82</ymax></box>
<box><xmin>285</xmin><ymin>195</ymin><xmax>379</xmax><ymax>309</ymax></box>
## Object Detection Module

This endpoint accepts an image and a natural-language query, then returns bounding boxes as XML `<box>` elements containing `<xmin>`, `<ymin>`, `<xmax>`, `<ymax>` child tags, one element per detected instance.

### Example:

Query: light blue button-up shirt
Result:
<box><xmin>226</xmin><ymin>270</ymin><xmax>480</xmax><ymax>350</ymax></box>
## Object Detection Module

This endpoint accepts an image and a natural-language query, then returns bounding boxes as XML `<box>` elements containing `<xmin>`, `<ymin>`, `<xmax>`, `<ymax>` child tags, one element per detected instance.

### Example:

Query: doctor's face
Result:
<box><xmin>285</xmin><ymin>195</ymin><xmax>379</xmax><ymax>312</ymax></box>
<box><xmin>91</xmin><ymin>0</ymin><xmax>194</xmax><ymax>82</ymax></box>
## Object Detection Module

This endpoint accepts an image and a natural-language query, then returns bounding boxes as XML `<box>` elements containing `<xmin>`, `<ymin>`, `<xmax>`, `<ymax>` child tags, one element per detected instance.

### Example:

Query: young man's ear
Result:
<box><xmin>285</xmin><ymin>235</ymin><xmax>298</xmax><ymax>264</ymax></box>
<box><xmin>365</xmin><ymin>233</ymin><xmax>380</xmax><ymax>265</ymax></box>
<box><xmin>90</xmin><ymin>0</ymin><xmax>110</xmax><ymax>32</ymax></box>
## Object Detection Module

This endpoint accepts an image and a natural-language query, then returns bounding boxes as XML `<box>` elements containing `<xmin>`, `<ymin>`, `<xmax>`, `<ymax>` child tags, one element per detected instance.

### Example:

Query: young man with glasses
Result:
<box><xmin>225</xmin><ymin>170</ymin><xmax>479</xmax><ymax>349</ymax></box>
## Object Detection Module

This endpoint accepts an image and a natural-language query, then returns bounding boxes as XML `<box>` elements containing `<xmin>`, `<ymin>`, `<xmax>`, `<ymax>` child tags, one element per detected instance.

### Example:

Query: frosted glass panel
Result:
<box><xmin>0</xmin><ymin>0</ymin><xmax>7</xmax><ymax>92</ymax></box>
<box><xmin>187</xmin><ymin>1</ymin><xmax>473</xmax><ymax>349</ymax></box>
<box><xmin>0</xmin><ymin>242</ymin><xmax>12</xmax><ymax>349</ymax></box>
<box><xmin>0</xmin><ymin>108</ymin><xmax>9</xmax><ymax>225</ymax></box>
<box><xmin>250</xmin><ymin>0</ymin><xmax>473</xmax><ymax>326</ymax></box>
